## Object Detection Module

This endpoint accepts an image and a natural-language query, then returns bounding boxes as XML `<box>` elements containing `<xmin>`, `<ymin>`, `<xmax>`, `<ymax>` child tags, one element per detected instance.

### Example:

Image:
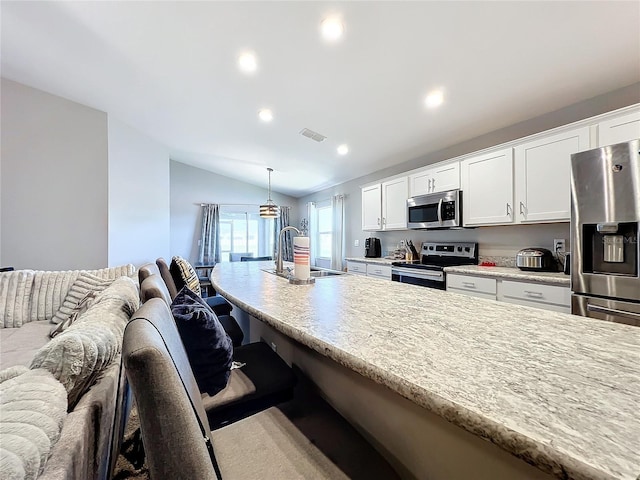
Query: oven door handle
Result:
<box><xmin>587</xmin><ymin>304</ymin><xmax>640</xmax><ymax>321</ymax></box>
<box><xmin>392</xmin><ymin>268</ymin><xmax>444</xmax><ymax>281</ymax></box>
<box><xmin>437</xmin><ymin>198</ymin><xmax>443</xmax><ymax>225</ymax></box>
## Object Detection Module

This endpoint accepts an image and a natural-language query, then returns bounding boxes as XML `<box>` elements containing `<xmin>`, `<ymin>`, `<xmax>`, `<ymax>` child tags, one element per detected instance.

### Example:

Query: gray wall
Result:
<box><xmin>1</xmin><ymin>78</ymin><xmax>109</xmax><ymax>270</ymax></box>
<box><xmin>298</xmin><ymin>82</ymin><xmax>640</xmax><ymax>260</ymax></box>
<box><xmin>170</xmin><ymin>160</ymin><xmax>300</xmax><ymax>262</ymax></box>
<box><xmin>108</xmin><ymin>117</ymin><xmax>171</xmax><ymax>267</ymax></box>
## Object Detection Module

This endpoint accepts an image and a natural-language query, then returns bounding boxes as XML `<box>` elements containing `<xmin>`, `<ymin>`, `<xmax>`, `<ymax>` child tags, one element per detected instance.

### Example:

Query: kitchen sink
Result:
<box><xmin>261</xmin><ymin>267</ymin><xmax>344</xmax><ymax>279</ymax></box>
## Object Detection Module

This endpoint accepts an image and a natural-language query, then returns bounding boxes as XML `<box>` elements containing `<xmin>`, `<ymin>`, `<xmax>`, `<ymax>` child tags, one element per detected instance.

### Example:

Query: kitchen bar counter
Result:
<box><xmin>444</xmin><ymin>265</ymin><xmax>570</xmax><ymax>286</ymax></box>
<box><xmin>211</xmin><ymin>262</ymin><xmax>639</xmax><ymax>480</ymax></box>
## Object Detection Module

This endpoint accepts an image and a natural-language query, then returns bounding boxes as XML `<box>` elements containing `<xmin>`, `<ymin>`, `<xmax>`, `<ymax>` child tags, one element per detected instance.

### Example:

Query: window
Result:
<box><xmin>316</xmin><ymin>202</ymin><xmax>333</xmax><ymax>259</ymax></box>
<box><xmin>219</xmin><ymin>206</ymin><xmax>273</xmax><ymax>262</ymax></box>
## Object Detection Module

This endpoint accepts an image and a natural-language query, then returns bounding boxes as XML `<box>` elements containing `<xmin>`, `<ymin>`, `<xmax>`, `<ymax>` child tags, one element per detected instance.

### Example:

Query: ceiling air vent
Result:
<box><xmin>299</xmin><ymin>128</ymin><xmax>327</xmax><ymax>143</ymax></box>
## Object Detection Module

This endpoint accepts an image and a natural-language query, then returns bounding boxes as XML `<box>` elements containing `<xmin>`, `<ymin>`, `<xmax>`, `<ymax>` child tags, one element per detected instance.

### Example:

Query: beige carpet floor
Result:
<box><xmin>111</xmin><ymin>369</ymin><xmax>399</xmax><ymax>479</ymax></box>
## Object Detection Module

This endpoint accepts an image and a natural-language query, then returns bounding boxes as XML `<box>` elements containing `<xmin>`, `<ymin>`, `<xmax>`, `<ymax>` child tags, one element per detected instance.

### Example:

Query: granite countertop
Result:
<box><xmin>211</xmin><ymin>262</ymin><xmax>639</xmax><ymax>480</ymax></box>
<box><xmin>345</xmin><ymin>257</ymin><xmax>399</xmax><ymax>265</ymax></box>
<box><xmin>444</xmin><ymin>265</ymin><xmax>571</xmax><ymax>286</ymax></box>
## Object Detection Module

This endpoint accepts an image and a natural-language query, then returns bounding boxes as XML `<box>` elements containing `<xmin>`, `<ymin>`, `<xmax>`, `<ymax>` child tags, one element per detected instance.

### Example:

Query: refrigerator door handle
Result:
<box><xmin>587</xmin><ymin>304</ymin><xmax>640</xmax><ymax>321</ymax></box>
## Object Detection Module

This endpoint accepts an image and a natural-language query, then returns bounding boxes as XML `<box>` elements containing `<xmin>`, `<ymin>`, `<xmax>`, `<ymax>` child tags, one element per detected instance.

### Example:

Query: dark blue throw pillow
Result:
<box><xmin>170</xmin><ymin>286</ymin><xmax>233</xmax><ymax>396</ymax></box>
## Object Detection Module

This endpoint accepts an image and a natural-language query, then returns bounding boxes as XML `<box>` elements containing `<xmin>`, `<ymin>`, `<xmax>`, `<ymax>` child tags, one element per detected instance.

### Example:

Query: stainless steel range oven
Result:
<box><xmin>392</xmin><ymin>242</ymin><xmax>478</xmax><ymax>289</ymax></box>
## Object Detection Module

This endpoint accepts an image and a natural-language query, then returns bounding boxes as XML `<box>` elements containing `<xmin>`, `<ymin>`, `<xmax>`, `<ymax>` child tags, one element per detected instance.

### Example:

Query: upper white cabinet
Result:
<box><xmin>362</xmin><ymin>184</ymin><xmax>382</xmax><ymax>230</ymax></box>
<box><xmin>381</xmin><ymin>177</ymin><xmax>408</xmax><ymax>230</ymax></box>
<box><xmin>597</xmin><ymin>110</ymin><xmax>640</xmax><ymax>147</ymax></box>
<box><xmin>514</xmin><ymin>126</ymin><xmax>590</xmax><ymax>223</ymax></box>
<box><xmin>409</xmin><ymin>162</ymin><xmax>460</xmax><ymax>197</ymax></box>
<box><xmin>361</xmin><ymin>177</ymin><xmax>408</xmax><ymax>231</ymax></box>
<box><xmin>461</xmin><ymin>148</ymin><xmax>514</xmax><ymax>226</ymax></box>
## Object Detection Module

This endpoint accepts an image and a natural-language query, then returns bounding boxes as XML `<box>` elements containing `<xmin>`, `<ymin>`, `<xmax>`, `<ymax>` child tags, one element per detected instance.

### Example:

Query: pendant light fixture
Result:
<box><xmin>260</xmin><ymin>167</ymin><xmax>280</xmax><ymax>218</ymax></box>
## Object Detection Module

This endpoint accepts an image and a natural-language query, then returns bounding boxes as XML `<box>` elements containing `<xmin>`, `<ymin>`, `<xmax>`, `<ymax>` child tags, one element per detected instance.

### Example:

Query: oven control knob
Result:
<box><xmin>429</xmin><ymin>246</ymin><xmax>434</xmax><ymax>250</ymax></box>
<box><xmin>465</xmin><ymin>247</ymin><xmax>470</xmax><ymax>252</ymax></box>
<box><xmin>457</xmin><ymin>246</ymin><xmax>462</xmax><ymax>252</ymax></box>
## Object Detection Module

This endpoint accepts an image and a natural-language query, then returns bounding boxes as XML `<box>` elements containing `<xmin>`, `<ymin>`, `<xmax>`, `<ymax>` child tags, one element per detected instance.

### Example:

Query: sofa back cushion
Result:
<box><xmin>0</xmin><ymin>270</ymin><xmax>35</xmax><ymax>328</ymax></box>
<box><xmin>30</xmin><ymin>277</ymin><xmax>139</xmax><ymax>407</ymax></box>
<box><xmin>171</xmin><ymin>287</ymin><xmax>232</xmax><ymax>396</ymax></box>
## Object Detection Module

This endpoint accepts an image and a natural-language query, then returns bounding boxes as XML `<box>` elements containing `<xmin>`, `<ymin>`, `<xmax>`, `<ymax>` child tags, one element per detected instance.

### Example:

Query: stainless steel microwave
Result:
<box><xmin>407</xmin><ymin>189</ymin><xmax>462</xmax><ymax>229</ymax></box>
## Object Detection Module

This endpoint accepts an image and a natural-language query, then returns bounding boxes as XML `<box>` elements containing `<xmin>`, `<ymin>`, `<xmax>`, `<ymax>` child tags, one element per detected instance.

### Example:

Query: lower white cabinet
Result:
<box><xmin>447</xmin><ymin>274</ymin><xmax>571</xmax><ymax>313</ymax></box>
<box><xmin>366</xmin><ymin>264</ymin><xmax>392</xmax><ymax>279</ymax></box>
<box><xmin>346</xmin><ymin>261</ymin><xmax>391</xmax><ymax>280</ymax></box>
<box><xmin>446</xmin><ymin>274</ymin><xmax>497</xmax><ymax>301</ymax></box>
<box><xmin>346</xmin><ymin>261</ymin><xmax>367</xmax><ymax>276</ymax></box>
<box><xmin>497</xmin><ymin>280</ymin><xmax>570</xmax><ymax>313</ymax></box>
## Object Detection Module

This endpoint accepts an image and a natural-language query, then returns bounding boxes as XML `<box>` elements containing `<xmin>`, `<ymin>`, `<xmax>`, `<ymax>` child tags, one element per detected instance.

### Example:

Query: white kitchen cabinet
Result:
<box><xmin>514</xmin><ymin>126</ymin><xmax>590</xmax><ymax>223</ymax></box>
<box><xmin>366</xmin><ymin>264</ymin><xmax>392</xmax><ymax>280</ymax></box>
<box><xmin>409</xmin><ymin>161</ymin><xmax>460</xmax><ymax>197</ymax></box>
<box><xmin>597</xmin><ymin>110</ymin><xmax>640</xmax><ymax>147</ymax></box>
<box><xmin>347</xmin><ymin>260</ymin><xmax>392</xmax><ymax>280</ymax></box>
<box><xmin>381</xmin><ymin>177</ymin><xmax>408</xmax><ymax>230</ymax></box>
<box><xmin>361</xmin><ymin>184</ymin><xmax>382</xmax><ymax>230</ymax></box>
<box><xmin>460</xmin><ymin>148</ymin><xmax>514</xmax><ymax>226</ymax></box>
<box><xmin>446</xmin><ymin>274</ymin><xmax>497</xmax><ymax>301</ymax></box>
<box><xmin>497</xmin><ymin>280</ymin><xmax>570</xmax><ymax>313</ymax></box>
<box><xmin>346</xmin><ymin>261</ymin><xmax>367</xmax><ymax>276</ymax></box>
<box><xmin>362</xmin><ymin>177</ymin><xmax>408</xmax><ymax>231</ymax></box>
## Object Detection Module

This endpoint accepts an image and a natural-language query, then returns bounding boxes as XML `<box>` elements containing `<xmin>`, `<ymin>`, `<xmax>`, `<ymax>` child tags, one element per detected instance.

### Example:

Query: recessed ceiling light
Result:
<box><xmin>320</xmin><ymin>17</ymin><xmax>344</xmax><ymax>42</ymax></box>
<box><xmin>337</xmin><ymin>144</ymin><xmax>349</xmax><ymax>155</ymax></box>
<box><xmin>258</xmin><ymin>109</ymin><xmax>273</xmax><ymax>122</ymax></box>
<box><xmin>238</xmin><ymin>52</ymin><xmax>257</xmax><ymax>74</ymax></box>
<box><xmin>425</xmin><ymin>90</ymin><xmax>444</xmax><ymax>108</ymax></box>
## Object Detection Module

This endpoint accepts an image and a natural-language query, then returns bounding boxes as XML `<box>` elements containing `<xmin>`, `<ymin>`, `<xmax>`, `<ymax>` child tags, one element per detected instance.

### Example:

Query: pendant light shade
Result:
<box><xmin>260</xmin><ymin>167</ymin><xmax>280</xmax><ymax>218</ymax></box>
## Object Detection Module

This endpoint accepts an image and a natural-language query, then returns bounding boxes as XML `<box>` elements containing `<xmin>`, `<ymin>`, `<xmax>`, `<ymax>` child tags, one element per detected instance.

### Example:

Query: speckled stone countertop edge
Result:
<box><xmin>213</xmin><ymin>278</ymin><xmax>609</xmax><ymax>480</ymax></box>
<box><xmin>444</xmin><ymin>265</ymin><xmax>571</xmax><ymax>286</ymax></box>
<box><xmin>345</xmin><ymin>257</ymin><xmax>398</xmax><ymax>265</ymax></box>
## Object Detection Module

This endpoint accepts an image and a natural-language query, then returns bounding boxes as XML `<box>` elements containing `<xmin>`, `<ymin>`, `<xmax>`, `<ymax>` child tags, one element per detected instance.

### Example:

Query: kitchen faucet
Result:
<box><xmin>275</xmin><ymin>226</ymin><xmax>301</xmax><ymax>275</ymax></box>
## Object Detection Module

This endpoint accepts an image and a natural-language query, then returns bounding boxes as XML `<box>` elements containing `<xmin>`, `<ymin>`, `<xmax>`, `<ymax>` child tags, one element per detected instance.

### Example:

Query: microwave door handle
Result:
<box><xmin>587</xmin><ymin>304</ymin><xmax>640</xmax><ymax>321</ymax></box>
<box><xmin>437</xmin><ymin>198</ymin><xmax>443</xmax><ymax>225</ymax></box>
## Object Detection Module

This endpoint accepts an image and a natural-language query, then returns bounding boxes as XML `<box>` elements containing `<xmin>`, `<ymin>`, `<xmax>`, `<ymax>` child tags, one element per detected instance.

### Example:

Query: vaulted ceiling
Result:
<box><xmin>2</xmin><ymin>1</ymin><xmax>639</xmax><ymax>196</ymax></box>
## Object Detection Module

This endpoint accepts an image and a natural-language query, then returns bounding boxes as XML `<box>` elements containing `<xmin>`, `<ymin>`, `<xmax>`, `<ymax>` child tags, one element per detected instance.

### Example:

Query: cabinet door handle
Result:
<box><xmin>432</xmin><ymin>178</ymin><xmax>436</xmax><ymax>191</ymax></box>
<box><xmin>377</xmin><ymin>217</ymin><xmax>380</xmax><ymax>225</ymax></box>
<box><xmin>428</xmin><ymin>178</ymin><xmax>432</xmax><ymax>192</ymax></box>
<box><xmin>524</xmin><ymin>290</ymin><xmax>543</xmax><ymax>298</ymax></box>
<box><xmin>462</xmin><ymin>282</ymin><xmax>476</xmax><ymax>288</ymax></box>
<box><xmin>506</xmin><ymin>203</ymin><xmax>512</xmax><ymax>217</ymax></box>
<box><xmin>519</xmin><ymin>202</ymin><xmax>526</xmax><ymax>216</ymax></box>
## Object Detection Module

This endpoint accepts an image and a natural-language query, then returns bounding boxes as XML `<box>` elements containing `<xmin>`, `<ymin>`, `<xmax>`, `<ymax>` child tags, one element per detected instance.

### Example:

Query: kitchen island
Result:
<box><xmin>211</xmin><ymin>261</ymin><xmax>639</xmax><ymax>480</ymax></box>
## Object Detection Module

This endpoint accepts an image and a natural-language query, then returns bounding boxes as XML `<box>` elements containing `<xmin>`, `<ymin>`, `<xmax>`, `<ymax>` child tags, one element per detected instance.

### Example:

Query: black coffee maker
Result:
<box><xmin>364</xmin><ymin>237</ymin><xmax>381</xmax><ymax>258</ymax></box>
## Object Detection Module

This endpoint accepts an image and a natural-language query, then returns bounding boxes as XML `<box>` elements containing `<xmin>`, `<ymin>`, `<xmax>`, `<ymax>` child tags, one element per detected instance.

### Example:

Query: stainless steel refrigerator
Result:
<box><xmin>571</xmin><ymin>139</ymin><xmax>640</xmax><ymax>326</ymax></box>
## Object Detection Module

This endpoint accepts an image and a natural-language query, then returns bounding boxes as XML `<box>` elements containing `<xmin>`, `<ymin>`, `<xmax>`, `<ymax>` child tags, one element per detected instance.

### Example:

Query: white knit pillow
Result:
<box><xmin>30</xmin><ymin>271</ymin><xmax>80</xmax><ymax>322</ymax></box>
<box><xmin>0</xmin><ymin>270</ymin><xmax>35</xmax><ymax>328</ymax></box>
<box><xmin>0</xmin><ymin>368</ymin><xmax>67</xmax><ymax>480</ymax></box>
<box><xmin>50</xmin><ymin>272</ymin><xmax>113</xmax><ymax>326</ymax></box>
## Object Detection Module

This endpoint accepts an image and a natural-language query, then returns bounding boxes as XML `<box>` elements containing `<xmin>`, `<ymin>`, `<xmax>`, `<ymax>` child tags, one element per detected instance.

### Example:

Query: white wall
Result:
<box><xmin>0</xmin><ymin>78</ymin><xmax>109</xmax><ymax>270</ymax></box>
<box><xmin>108</xmin><ymin>118</ymin><xmax>170</xmax><ymax>267</ymax></box>
<box><xmin>298</xmin><ymin>82</ymin><xmax>640</xmax><ymax>260</ymax></box>
<box><xmin>170</xmin><ymin>160</ymin><xmax>300</xmax><ymax>262</ymax></box>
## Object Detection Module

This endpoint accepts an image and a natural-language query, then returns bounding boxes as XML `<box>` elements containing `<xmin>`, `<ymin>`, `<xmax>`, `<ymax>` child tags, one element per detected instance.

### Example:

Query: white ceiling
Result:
<box><xmin>2</xmin><ymin>1</ymin><xmax>639</xmax><ymax>197</ymax></box>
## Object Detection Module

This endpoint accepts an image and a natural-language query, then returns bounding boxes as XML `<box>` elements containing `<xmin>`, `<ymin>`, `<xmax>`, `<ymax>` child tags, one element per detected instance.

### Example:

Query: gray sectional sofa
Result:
<box><xmin>0</xmin><ymin>265</ymin><xmax>138</xmax><ymax>480</ymax></box>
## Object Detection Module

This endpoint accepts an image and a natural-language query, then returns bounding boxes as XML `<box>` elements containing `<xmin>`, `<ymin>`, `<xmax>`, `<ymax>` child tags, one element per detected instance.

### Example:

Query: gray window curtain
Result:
<box><xmin>273</xmin><ymin>206</ymin><xmax>293</xmax><ymax>262</ymax></box>
<box><xmin>331</xmin><ymin>195</ymin><xmax>345</xmax><ymax>271</ymax></box>
<box><xmin>198</xmin><ymin>204</ymin><xmax>220</xmax><ymax>265</ymax></box>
